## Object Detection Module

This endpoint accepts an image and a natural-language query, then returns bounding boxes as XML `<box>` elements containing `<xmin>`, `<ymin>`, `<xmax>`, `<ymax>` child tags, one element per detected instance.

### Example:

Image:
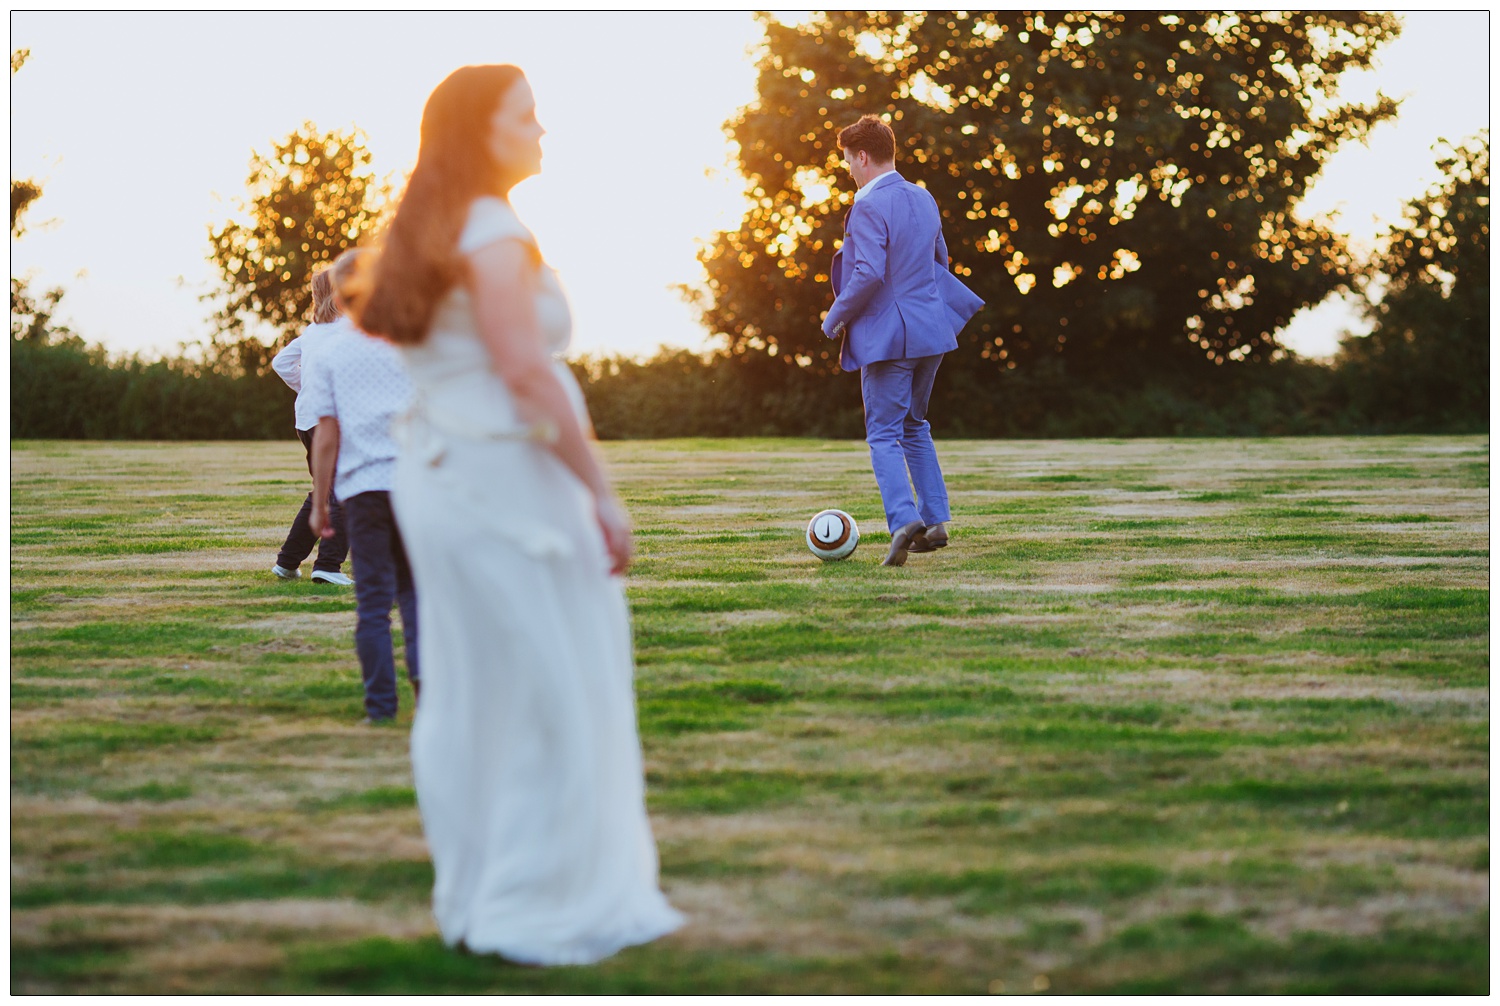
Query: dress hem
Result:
<box><xmin>444</xmin><ymin>907</ymin><xmax>687</xmax><ymax>967</ymax></box>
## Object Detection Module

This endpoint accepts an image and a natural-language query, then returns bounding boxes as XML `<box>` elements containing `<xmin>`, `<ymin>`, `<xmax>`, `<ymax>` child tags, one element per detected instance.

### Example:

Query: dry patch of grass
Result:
<box><xmin>11</xmin><ymin>436</ymin><xmax>1488</xmax><ymax>993</ymax></box>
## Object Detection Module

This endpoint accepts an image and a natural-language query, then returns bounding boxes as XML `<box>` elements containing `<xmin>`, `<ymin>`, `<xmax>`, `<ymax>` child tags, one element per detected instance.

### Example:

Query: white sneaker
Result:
<box><xmin>311</xmin><ymin>570</ymin><xmax>353</xmax><ymax>586</ymax></box>
<box><xmin>271</xmin><ymin>564</ymin><xmax>300</xmax><ymax>580</ymax></box>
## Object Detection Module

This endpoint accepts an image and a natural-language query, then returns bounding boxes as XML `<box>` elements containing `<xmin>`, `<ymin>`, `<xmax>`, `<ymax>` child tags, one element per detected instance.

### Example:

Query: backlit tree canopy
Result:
<box><xmin>11</xmin><ymin>47</ymin><xmax>41</xmax><ymax>252</ymax></box>
<box><xmin>1337</xmin><ymin>133</ymin><xmax>1489</xmax><ymax>429</ymax></box>
<box><xmin>10</xmin><ymin>48</ymin><xmax>41</xmax><ymax>236</ymax></box>
<box><xmin>206</xmin><ymin>124</ymin><xmax>383</xmax><ymax>366</ymax></box>
<box><xmin>695</xmin><ymin>11</ymin><xmax>1400</xmax><ymax>381</ymax></box>
<box><xmin>11</xmin><ymin>46</ymin><xmax>64</xmax><ymax>345</ymax></box>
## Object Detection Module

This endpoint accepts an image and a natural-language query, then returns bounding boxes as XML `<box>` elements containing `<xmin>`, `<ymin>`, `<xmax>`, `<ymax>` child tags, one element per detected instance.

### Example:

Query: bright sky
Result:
<box><xmin>8</xmin><ymin>11</ymin><xmax>1490</xmax><ymax>363</ymax></box>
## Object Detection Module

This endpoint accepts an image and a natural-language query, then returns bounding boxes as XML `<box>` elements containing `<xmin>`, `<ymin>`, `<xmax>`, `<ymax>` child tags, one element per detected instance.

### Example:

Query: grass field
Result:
<box><xmin>10</xmin><ymin>435</ymin><xmax>1489</xmax><ymax>993</ymax></box>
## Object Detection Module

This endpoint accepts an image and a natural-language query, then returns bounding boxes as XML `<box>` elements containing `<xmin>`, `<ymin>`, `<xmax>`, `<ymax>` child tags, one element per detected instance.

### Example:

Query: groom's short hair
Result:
<box><xmin>838</xmin><ymin>115</ymin><xmax>896</xmax><ymax>163</ymax></box>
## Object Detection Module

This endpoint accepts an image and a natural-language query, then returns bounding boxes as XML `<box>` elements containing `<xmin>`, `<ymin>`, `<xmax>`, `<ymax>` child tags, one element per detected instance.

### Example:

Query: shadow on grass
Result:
<box><xmin>278</xmin><ymin>936</ymin><xmax>973</xmax><ymax>994</ymax></box>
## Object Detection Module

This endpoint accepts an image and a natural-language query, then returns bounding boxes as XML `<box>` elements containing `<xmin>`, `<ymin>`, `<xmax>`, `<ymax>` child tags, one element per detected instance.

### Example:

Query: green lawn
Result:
<box><xmin>10</xmin><ymin>436</ymin><xmax>1489</xmax><ymax>993</ymax></box>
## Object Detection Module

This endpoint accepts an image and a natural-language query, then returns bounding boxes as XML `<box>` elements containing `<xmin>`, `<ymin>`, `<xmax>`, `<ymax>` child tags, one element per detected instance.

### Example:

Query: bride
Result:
<box><xmin>341</xmin><ymin>64</ymin><xmax>683</xmax><ymax>965</ymax></box>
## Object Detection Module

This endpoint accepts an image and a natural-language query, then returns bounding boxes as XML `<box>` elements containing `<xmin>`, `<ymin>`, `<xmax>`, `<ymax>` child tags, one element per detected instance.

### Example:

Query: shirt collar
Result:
<box><xmin>852</xmin><ymin>169</ymin><xmax>901</xmax><ymax>203</ymax></box>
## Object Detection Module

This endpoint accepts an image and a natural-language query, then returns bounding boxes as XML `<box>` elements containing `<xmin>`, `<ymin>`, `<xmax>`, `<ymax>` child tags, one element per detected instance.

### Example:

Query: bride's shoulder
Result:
<box><xmin>459</xmin><ymin>196</ymin><xmax>536</xmax><ymax>256</ymax></box>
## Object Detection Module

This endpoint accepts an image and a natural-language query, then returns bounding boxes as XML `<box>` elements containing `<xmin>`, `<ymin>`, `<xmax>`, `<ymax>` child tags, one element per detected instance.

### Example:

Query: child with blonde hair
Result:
<box><xmin>268</xmin><ymin>266</ymin><xmax>352</xmax><ymax>585</ymax></box>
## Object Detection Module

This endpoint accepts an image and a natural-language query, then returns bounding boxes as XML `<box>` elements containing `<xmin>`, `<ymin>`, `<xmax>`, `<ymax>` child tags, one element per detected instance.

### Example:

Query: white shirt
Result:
<box><xmin>852</xmin><ymin>168</ymin><xmax>901</xmax><ymax>204</ymax></box>
<box><xmin>299</xmin><ymin>325</ymin><xmax>413</xmax><ymax>502</ymax></box>
<box><xmin>271</xmin><ymin>317</ymin><xmax>355</xmax><ymax>431</ymax></box>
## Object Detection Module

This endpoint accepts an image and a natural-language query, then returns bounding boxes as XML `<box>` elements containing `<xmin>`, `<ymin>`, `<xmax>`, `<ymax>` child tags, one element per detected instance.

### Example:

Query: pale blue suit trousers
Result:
<box><xmin>861</xmin><ymin>354</ymin><xmax>950</xmax><ymax>534</ymax></box>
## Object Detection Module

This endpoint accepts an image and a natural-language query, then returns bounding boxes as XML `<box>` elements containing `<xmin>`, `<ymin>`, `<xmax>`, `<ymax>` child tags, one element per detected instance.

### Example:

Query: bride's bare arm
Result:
<box><xmin>466</xmin><ymin>239</ymin><xmax>632</xmax><ymax>573</ymax></box>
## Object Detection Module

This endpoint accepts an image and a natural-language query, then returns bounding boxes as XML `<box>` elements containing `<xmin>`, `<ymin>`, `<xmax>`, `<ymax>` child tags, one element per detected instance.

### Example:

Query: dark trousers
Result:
<box><xmin>344</xmin><ymin>490</ymin><xmax>420</xmax><ymax>721</ymax></box>
<box><xmin>275</xmin><ymin>427</ymin><xmax>349</xmax><ymax>573</ymax></box>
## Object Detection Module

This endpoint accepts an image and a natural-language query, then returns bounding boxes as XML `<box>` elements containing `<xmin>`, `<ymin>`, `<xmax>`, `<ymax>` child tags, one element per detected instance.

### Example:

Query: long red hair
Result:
<box><xmin>344</xmin><ymin>64</ymin><xmax>525</xmax><ymax>346</ymax></box>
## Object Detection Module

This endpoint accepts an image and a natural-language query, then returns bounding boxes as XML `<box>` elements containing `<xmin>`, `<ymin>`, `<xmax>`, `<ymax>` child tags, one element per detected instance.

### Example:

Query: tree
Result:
<box><xmin>10</xmin><ymin>279</ymin><xmax>73</xmax><ymax>344</ymax></box>
<box><xmin>10</xmin><ymin>46</ymin><xmax>40</xmax><ymax>238</ymax></box>
<box><xmin>11</xmin><ymin>46</ymin><xmax>68</xmax><ymax>344</ymax></box>
<box><xmin>205</xmin><ymin>123</ymin><xmax>384</xmax><ymax>372</ymax></box>
<box><xmin>10</xmin><ymin>49</ymin><xmax>42</xmax><ymax>235</ymax></box>
<box><xmin>1336</xmin><ymin>133</ymin><xmax>1488</xmax><ymax>431</ymax></box>
<box><xmin>694</xmin><ymin>12</ymin><xmax>1399</xmax><ymax>390</ymax></box>
<box><xmin>11</xmin><ymin>179</ymin><xmax>41</xmax><ymax>236</ymax></box>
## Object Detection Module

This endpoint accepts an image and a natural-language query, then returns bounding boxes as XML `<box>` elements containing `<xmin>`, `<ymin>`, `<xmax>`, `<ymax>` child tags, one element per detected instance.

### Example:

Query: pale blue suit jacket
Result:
<box><xmin>823</xmin><ymin>173</ymin><xmax>984</xmax><ymax>372</ymax></box>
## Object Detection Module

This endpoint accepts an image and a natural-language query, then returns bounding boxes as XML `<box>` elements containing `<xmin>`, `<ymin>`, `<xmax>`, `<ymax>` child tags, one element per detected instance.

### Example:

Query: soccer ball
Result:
<box><xmin>806</xmin><ymin>509</ymin><xmax>859</xmax><ymax>561</ymax></box>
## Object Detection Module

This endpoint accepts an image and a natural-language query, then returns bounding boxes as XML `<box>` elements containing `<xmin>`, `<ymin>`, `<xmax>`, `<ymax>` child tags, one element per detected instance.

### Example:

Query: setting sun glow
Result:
<box><xmin>8</xmin><ymin>11</ymin><xmax>1489</xmax><ymax>363</ymax></box>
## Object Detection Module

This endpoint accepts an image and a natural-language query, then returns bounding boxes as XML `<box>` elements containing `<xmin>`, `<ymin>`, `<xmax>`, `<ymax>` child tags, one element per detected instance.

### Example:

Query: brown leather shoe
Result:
<box><xmin>908</xmin><ymin>523</ymin><xmax>948</xmax><ymax>553</ymax></box>
<box><xmin>882</xmin><ymin>519</ymin><xmax>927</xmax><ymax>567</ymax></box>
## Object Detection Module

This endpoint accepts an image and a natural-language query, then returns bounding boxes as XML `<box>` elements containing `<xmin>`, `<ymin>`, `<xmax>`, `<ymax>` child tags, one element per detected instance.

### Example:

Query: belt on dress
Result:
<box><xmin>392</xmin><ymin>398</ymin><xmax>577</xmax><ymax>560</ymax></box>
<box><xmin>394</xmin><ymin>397</ymin><xmax>560</xmax><ymax>468</ymax></box>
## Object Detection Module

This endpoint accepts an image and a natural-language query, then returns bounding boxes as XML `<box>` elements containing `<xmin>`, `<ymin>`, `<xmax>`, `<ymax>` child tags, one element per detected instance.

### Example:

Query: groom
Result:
<box><xmin>823</xmin><ymin>115</ymin><xmax>984</xmax><ymax>566</ymax></box>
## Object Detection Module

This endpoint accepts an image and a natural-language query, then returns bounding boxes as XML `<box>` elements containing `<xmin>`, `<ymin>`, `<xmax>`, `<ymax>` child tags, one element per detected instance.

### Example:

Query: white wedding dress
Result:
<box><xmin>392</xmin><ymin>196</ymin><xmax>683</xmax><ymax>965</ymax></box>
